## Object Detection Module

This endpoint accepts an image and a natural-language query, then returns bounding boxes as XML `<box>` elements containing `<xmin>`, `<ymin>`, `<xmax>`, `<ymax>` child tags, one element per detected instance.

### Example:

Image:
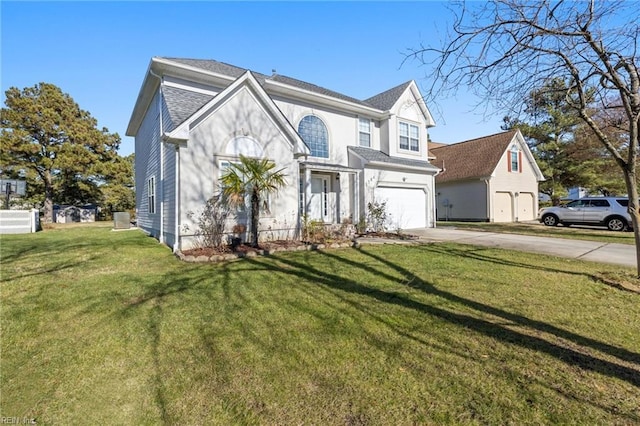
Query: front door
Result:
<box><xmin>309</xmin><ymin>176</ymin><xmax>330</xmax><ymax>222</ymax></box>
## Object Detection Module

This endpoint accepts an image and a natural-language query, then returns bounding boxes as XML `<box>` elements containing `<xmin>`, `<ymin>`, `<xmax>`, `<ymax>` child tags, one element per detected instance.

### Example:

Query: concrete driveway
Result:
<box><xmin>404</xmin><ymin>227</ymin><xmax>636</xmax><ymax>269</ymax></box>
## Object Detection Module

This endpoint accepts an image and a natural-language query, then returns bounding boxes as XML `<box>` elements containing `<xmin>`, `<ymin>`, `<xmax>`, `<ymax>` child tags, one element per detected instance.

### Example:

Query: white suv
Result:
<box><xmin>538</xmin><ymin>197</ymin><xmax>632</xmax><ymax>231</ymax></box>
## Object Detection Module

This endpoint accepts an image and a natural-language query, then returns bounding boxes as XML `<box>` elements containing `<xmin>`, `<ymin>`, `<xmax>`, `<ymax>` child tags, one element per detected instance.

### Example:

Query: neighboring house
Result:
<box><xmin>431</xmin><ymin>130</ymin><xmax>544</xmax><ymax>222</ymax></box>
<box><xmin>126</xmin><ymin>57</ymin><xmax>440</xmax><ymax>251</ymax></box>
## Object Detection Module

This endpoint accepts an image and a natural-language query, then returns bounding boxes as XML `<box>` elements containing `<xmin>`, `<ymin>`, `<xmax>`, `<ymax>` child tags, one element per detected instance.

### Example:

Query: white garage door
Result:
<box><xmin>374</xmin><ymin>187</ymin><xmax>427</xmax><ymax>229</ymax></box>
<box><xmin>494</xmin><ymin>192</ymin><xmax>513</xmax><ymax>222</ymax></box>
<box><xmin>517</xmin><ymin>192</ymin><xmax>535</xmax><ymax>221</ymax></box>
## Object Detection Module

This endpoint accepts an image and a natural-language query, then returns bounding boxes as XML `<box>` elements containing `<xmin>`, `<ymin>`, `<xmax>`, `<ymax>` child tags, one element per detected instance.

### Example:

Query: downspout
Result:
<box><xmin>174</xmin><ymin>145</ymin><xmax>180</xmax><ymax>253</ymax></box>
<box><xmin>150</xmin><ymin>68</ymin><xmax>165</xmax><ymax>244</ymax></box>
<box><xmin>432</xmin><ymin>162</ymin><xmax>443</xmax><ymax>228</ymax></box>
<box><xmin>484</xmin><ymin>179</ymin><xmax>491</xmax><ymax>221</ymax></box>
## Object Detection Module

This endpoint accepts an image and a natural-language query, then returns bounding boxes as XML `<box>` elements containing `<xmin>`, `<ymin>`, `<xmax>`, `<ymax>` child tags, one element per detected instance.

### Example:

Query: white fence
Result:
<box><xmin>0</xmin><ymin>209</ymin><xmax>40</xmax><ymax>234</ymax></box>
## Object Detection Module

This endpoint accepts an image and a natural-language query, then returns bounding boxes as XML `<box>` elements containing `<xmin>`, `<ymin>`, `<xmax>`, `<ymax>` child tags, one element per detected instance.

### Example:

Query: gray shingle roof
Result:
<box><xmin>159</xmin><ymin>57</ymin><xmax>410</xmax><ymax>112</ymax></box>
<box><xmin>269</xmin><ymin>74</ymin><xmax>373</xmax><ymax>107</ymax></box>
<box><xmin>163</xmin><ymin>57</ymin><xmax>249</xmax><ymax>79</ymax></box>
<box><xmin>348</xmin><ymin>146</ymin><xmax>440</xmax><ymax>171</ymax></box>
<box><xmin>162</xmin><ymin>86</ymin><xmax>214</xmax><ymax>131</ymax></box>
<box><xmin>364</xmin><ymin>81</ymin><xmax>413</xmax><ymax>111</ymax></box>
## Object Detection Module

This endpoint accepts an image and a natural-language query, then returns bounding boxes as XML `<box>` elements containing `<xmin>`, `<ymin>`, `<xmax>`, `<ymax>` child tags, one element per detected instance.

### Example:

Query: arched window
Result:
<box><xmin>225</xmin><ymin>136</ymin><xmax>264</xmax><ymax>158</ymax></box>
<box><xmin>509</xmin><ymin>144</ymin><xmax>520</xmax><ymax>172</ymax></box>
<box><xmin>298</xmin><ymin>115</ymin><xmax>328</xmax><ymax>158</ymax></box>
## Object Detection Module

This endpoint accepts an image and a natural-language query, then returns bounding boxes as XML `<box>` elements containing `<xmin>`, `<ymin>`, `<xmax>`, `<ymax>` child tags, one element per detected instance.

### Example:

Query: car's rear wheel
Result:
<box><xmin>542</xmin><ymin>214</ymin><xmax>559</xmax><ymax>227</ymax></box>
<box><xmin>606</xmin><ymin>216</ymin><xmax>628</xmax><ymax>232</ymax></box>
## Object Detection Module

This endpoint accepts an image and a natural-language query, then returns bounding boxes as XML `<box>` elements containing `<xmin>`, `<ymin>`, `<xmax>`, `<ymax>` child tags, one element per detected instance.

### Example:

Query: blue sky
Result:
<box><xmin>1</xmin><ymin>1</ymin><xmax>504</xmax><ymax>156</ymax></box>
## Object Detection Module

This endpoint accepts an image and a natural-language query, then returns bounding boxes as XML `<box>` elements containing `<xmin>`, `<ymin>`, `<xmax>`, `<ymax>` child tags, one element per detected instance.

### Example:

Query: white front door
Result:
<box><xmin>310</xmin><ymin>176</ymin><xmax>330</xmax><ymax>222</ymax></box>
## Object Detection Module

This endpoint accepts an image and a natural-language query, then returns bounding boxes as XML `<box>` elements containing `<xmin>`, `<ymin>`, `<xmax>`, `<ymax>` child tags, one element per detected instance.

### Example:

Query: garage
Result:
<box><xmin>517</xmin><ymin>192</ymin><xmax>536</xmax><ymax>221</ymax></box>
<box><xmin>374</xmin><ymin>187</ymin><xmax>427</xmax><ymax>229</ymax></box>
<box><xmin>494</xmin><ymin>192</ymin><xmax>513</xmax><ymax>222</ymax></box>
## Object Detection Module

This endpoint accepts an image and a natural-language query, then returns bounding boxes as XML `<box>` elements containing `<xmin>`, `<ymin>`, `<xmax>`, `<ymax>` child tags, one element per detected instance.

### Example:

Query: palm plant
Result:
<box><xmin>220</xmin><ymin>155</ymin><xmax>287</xmax><ymax>247</ymax></box>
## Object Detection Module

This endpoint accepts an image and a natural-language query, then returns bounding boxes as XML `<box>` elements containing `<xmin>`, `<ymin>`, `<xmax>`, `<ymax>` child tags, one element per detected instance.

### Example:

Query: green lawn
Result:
<box><xmin>437</xmin><ymin>221</ymin><xmax>636</xmax><ymax>245</ymax></box>
<box><xmin>1</xmin><ymin>224</ymin><xmax>639</xmax><ymax>425</ymax></box>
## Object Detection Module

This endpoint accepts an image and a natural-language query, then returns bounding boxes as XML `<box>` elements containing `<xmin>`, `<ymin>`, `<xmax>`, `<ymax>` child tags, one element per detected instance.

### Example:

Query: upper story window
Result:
<box><xmin>298</xmin><ymin>115</ymin><xmax>328</xmax><ymax>158</ymax></box>
<box><xmin>147</xmin><ymin>176</ymin><xmax>156</xmax><ymax>214</ymax></box>
<box><xmin>399</xmin><ymin>121</ymin><xmax>419</xmax><ymax>152</ymax></box>
<box><xmin>358</xmin><ymin>118</ymin><xmax>371</xmax><ymax>147</ymax></box>
<box><xmin>509</xmin><ymin>144</ymin><xmax>520</xmax><ymax>172</ymax></box>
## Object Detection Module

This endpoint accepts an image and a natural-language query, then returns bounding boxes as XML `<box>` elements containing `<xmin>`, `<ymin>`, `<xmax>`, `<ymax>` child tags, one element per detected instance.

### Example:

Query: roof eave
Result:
<box><xmin>409</xmin><ymin>82</ymin><xmax>436</xmax><ymax>127</ymax></box>
<box><xmin>263</xmin><ymin>79</ymin><xmax>386</xmax><ymax>118</ymax></box>
<box><xmin>368</xmin><ymin>160</ymin><xmax>440</xmax><ymax>173</ymax></box>
<box><xmin>127</xmin><ymin>57</ymin><xmax>240</xmax><ymax>136</ymax></box>
<box><xmin>165</xmin><ymin>71</ymin><xmax>310</xmax><ymax>156</ymax></box>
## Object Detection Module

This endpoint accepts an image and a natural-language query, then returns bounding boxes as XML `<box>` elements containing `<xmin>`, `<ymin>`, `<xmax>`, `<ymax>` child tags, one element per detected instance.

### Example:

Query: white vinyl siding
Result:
<box><xmin>163</xmin><ymin>144</ymin><xmax>176</xmax><ymax>247</ymax></box>
<box><xmin>135</xmin><ymin>91</ymin><xmax>161</xmax><ymax>235</ymax></box>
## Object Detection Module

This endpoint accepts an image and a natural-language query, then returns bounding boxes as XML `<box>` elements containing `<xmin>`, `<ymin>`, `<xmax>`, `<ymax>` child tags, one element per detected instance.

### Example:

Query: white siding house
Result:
<box><xmin>431</xmin><ymin>130</ymin><xmax>545</xmax><ymax>222</ymax></box>
<box><xmin>127</xmin><ymin>57</ymin><xmax>440</xmax><ymax>250</ymax></box>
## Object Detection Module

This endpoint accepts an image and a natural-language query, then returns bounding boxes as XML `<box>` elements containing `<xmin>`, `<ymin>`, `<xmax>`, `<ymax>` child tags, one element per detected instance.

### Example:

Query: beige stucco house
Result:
<box><xmin>431</xmin><ymin>130</ymin><xmax>544</xmax><ymax>222</ymax></box>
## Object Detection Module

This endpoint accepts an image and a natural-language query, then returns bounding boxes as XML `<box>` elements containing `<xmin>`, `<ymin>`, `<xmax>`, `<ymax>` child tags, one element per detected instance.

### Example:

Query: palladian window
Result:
<box><xmin>298</xmin><ymin>115</ymin><xmax>329</xmax><ymax>158</ymax></box>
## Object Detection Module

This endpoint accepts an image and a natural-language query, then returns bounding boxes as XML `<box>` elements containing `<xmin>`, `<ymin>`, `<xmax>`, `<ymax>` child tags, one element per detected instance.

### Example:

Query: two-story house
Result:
<box><xmin>126</xmin><ymin>57</ymin><xmax>440</xmax><ymax>251</ymax></box>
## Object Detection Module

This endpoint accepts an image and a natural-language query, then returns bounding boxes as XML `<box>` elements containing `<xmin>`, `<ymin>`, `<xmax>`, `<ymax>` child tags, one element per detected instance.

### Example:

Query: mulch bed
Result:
<box><xmin>178</xmin><ymin>232</ymin><xmax>419</xmax><ymax>263</ymax></box>
<box><xmin>182</xmin><ymin>240</ymin><xmax>304</xmax><ymax>258</ymax></box>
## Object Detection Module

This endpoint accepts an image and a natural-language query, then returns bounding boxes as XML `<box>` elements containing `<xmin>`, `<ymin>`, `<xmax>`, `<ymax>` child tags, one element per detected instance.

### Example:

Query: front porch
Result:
<box><xmin>299</xmin><ymin>162</ymin><xmax>360</xmax><ymax>225</ymax></box>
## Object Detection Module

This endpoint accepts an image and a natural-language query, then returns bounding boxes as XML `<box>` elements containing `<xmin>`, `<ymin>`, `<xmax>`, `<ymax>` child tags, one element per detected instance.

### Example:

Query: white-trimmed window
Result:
<box><xmin>298</xmin><ymin>115</ymin><xmax>329</xmax><ymax>158</ymax></box>
<box><xmin>509</xmin><ymin>144</ymin><xmax>521</xmax><ymax>172</ymax></box>
<box><xmin>358</xmin><ymin>117</ymin><xmax>371</xmax><ymax>147</ymax></box>
<box><xmin>399</xmin><ymin>121</ymin><xmax>420</xmax><ymax>152</ymax></box>
<box><xmin>147</xmin><ymin>176</ymin><xmax>156</xmax><ymax>214</ymax></box>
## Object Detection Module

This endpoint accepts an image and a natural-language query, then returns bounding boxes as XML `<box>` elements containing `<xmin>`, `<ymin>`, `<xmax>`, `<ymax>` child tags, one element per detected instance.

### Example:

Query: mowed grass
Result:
<box><xmin>1</xmin><ymin>224</ymin><xmax>639</xmax><ymax>425</ymax></box>
<box><xmin>437</xmin><ymin>221</ymin><xmax>635</xmax><ymax>245</ymax></box>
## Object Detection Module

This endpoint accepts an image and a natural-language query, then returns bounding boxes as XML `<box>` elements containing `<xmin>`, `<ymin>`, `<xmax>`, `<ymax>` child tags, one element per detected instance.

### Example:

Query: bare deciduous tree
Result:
<box><xmin>408</xmin><ymin>0</ymin><xmax>640</xmax><ymax>275</ymax></box>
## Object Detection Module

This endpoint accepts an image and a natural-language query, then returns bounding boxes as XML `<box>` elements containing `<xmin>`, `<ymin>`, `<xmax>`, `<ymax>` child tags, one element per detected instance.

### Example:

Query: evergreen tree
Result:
<box><xmin>0</xmin><ymin>83</ymin><xmax>127</xmax><ymax>221</ymax></box>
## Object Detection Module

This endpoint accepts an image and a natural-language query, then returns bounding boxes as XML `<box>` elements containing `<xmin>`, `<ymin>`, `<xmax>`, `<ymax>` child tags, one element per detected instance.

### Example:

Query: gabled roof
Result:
<box><xmin>348</xmin><ymin>146</ymin><xmax>440</xmax><ymax>173</ymax></box>
<box><xmin>162</xmin><ymin>57</ymin><xmax>385</xmax><ymax>109</ymax></box>
<box><xmin>364</xmin><ymin>81</ymin><xmax>413</xmax><ymax>111</ymax></box>
<box><xmin>165</xmin><ymin>71</ymin><xmax>310</xmax><ymax>156</ymax></box>
<box><xmin>431</xmin><ymin>130</ymin><xmax>519</xmax><ymax>183</ymax></box>
<box><xmin>127</xmin><ymin>57</ymin><xmax>434</xmax><ymax>136</ymax></box>
<box><xmin>162</xmin><ymin>86</ymin><xmax>214</xmax><ymax>132</ymax></box>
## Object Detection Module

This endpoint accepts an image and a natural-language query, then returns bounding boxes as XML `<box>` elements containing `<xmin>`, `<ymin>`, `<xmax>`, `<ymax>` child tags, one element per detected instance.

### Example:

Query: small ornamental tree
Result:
<box><xmin>220</xmin><ymin>155</ymin><xmax>287</xmax><ymax>247</ymax></box>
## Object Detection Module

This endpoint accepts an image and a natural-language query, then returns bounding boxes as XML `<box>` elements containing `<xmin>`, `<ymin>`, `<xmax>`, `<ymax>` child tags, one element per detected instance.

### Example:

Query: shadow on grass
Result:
<box><xmin>354</xmin><ymin>245</ymin><xmax>640</xmax><ymax>364</ymax></box>
<box><xmin>112</xmin><ymin>244</ymin><xmax>639</xmax><ymax>421</ymax></box>
<box><xmin>240</xmin><ymin>247</ymin><xmax>640</xmax><ymax>389</ymax></box>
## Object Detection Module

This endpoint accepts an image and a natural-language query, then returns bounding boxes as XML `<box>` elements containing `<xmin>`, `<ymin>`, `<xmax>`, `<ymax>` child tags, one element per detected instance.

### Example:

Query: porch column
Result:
<box><xmin>304</xmin><ymin>166</ymin><xmax>312</xmax><ymax>217</ymax></box>
<box><xmin>354</xmin><ymin>172</ymin><xmax>360</xmax><ymax>222</ymax></box>
<box><xmin>335</xmin><ymin>173</ymin><xmax>341</xmax><ymax>223</ymax></box>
